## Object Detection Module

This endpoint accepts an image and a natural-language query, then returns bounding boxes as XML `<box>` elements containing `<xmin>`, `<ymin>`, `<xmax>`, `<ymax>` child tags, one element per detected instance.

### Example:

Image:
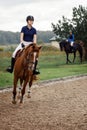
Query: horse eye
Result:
<box><xmin>30</xmin><ymin>53</ymin><xmax>33</xmax><ymax>57</ymax></box>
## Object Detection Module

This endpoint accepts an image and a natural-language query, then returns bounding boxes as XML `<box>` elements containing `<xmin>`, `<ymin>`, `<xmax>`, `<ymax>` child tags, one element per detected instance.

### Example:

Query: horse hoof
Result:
<box><xmin>12</xmin><ymin>100</ymin><xmax>17</xmax><ymax>104</ymax></box>
<box><xmin>17</xmin><ymin>95</ymin><xmax>21</xmax><ymax>99</ymax></box>
<box><xmin>20</xmin><ymin>101</ymin><xmax>23</xmax><ymax>104</ymax></box>
<box><xmin>20</xmin><ymin>97</ymin><xmax>23</xmax><ymax>104</ymax></box>
<box><xmin>27</xmin><ymin>95</ymin><xmax>31</xmax><ymax>98</ymax></box>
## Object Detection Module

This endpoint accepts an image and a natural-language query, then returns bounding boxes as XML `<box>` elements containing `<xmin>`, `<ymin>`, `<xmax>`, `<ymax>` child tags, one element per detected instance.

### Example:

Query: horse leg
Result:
<box><xmin>66</xmin><ymin>53</ymin><xmax>68</xmax><ymax>64</ymax></box>
<box><xmin>27</xmin><ymin>87</ymin><xmax>31</xmax><ymax>98</ymax></box>
<box><xmin>67</xmin><ymin>53</ymin><xmax>72</xmax><ymax>64</ymax></box>
<box><xmin>80</xmin><ymin>56</ymin><xmax>82</xmax><ymax>63</ymax></box>
<box><xmin>73</xmin><ymin>52</ymin><xmax>76</xmax><ymax>63</ymax></box>
<box><xmin>20</xmin><ymin>79</ymin><xmax>28</xmax><ymax>103</ymax></box>
<box><xmin>79</xmin><ymin>49</ymin><xmax>83</xmax><ymax>63</ymax></box>
<box><xmin>12</xmin><ymin>77</ymin><xmax>18</xmax><ymax>104</ymax></box>
<box><xmin>66</xmin><ymin>53</ymin><xmax>71</xmax><ymax>64</ymax></box>
<box><xmin>17</xmin><ymin>78</ymin><xmax>23</xmax><ymax>99</ymax></box>
<box><xmin>27</xmin><ymin>75</ymin><xmax>33</xmax><ymax>98</ymax></box>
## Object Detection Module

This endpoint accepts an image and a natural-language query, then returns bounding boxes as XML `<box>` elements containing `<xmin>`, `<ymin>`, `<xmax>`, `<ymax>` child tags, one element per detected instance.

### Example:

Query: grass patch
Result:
<box><xmin>0</xmin><ymin>72</ymin><xmax>13</xmax><ymax>88</ymax></box>
<box><xmin>0</xmin><ymin>45</ymin><xmax>87</xmax><ymax>89</ymax></box>
<box><xmin>39</xmin><ymin>63</ymin><xmax>87</xmax><ymax>81</ymax></box>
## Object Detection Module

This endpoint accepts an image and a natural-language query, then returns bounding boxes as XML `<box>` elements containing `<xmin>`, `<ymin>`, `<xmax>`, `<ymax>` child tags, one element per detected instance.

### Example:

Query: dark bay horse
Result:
<box><xmin>12</xmin><ymin>43</ymin><xmax>42</xmax><ymax>104</ymax></box>
<box><xmin>59</xmin><ymin>40</ymin><xmax>83</xmax><ymax>64</ymax></box>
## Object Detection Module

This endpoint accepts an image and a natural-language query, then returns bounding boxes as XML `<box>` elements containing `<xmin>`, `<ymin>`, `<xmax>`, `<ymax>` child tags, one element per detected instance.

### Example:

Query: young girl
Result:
<box><xmin>6</xmin><ymin>15</ymin><xmax>40</xmax><ymax>75</ymax></box>
<box><xmin>68</xmin><ymin>30</ymin><xmax>74</xmax><ymax>46</ymax></box>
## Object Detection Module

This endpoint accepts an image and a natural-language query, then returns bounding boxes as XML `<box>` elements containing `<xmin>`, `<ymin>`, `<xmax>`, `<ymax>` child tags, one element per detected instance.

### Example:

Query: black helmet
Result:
<box><xmin>69</xmin><ymin>30</ymin><xmax>72</xmax><ymax>33</ymax></box>
<box><xmin>26</xmin><ymin>15</ymin><xmax>34</xmax><ymax>22</ymax></box>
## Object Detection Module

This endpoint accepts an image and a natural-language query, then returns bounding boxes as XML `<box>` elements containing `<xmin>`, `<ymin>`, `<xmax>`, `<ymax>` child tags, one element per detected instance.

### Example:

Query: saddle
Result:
<box><xmin>70</xmin><ymin>44</ymin><xmax>76</xmax><ymax>53</ymax></box>
<box><xmin>15</xmin><ymin>48</ymin><xmax>25</xmax><ymax>60</ymax></box>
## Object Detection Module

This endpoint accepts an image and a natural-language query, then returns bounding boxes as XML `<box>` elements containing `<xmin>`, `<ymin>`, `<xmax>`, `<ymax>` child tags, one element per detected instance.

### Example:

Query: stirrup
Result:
<box><xmin>6</xmin><ymin>67</ymin><xmax>13</xmax><ymax>73</ymax></box>
<box><xmin>72</xmin><ymin>49</ymin><xmax>75</xmax><ymax>52</ymax></box>
<box><xmin>33</xmin><ymin>69</ymin><xmax>40</xmax><ymax>75</ymax></box>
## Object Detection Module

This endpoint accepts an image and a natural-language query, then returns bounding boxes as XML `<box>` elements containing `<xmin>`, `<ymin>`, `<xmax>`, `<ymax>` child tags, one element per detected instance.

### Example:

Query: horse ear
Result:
<box><xmin>32</xmin><ymin>44</ymin><xmax>36</xmax><ymax>49</ymax></box>
<box><xmin>38</xmin><ymin>45</ymin><xmax>42</xmax><ymax>50</ymax></box>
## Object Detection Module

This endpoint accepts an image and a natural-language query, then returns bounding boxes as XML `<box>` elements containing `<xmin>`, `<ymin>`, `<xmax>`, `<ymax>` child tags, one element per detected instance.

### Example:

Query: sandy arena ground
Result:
<box><xmin>0</xmin><ymin>76</ymin><xmax>87</xmax><ymax>130</ymax></box>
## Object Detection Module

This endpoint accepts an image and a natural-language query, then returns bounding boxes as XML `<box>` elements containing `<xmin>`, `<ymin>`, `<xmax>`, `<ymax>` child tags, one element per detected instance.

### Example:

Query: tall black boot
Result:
<box><xmin>6</xmin><ymin>58</ymin><xmax>15</xmax><ymax>73</ymax></box>
<box><xmin>33</xmin><ymin>60</ymin><xmax>40</xmax><ymax>75</ymax></box>
<box><xmin>71</xmin><ymin>46</ymin><xmax>75</xmax><ymax>52</ymax></box>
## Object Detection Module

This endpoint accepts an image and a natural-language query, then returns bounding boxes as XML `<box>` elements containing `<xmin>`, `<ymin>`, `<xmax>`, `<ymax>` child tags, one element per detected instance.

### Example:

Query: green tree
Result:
<box><xmin>72</xmin><ymin>5</ymin><xmax>87</xmax><ymax>45</ymax></box>
<box><xmin>52</xmin><ymin>5</ymin><xmax>87</xmax><ymax>59</ymax></box>
<box><xmin>52</xmin><ymin>16</ymin><xmax>73</xmax><ymax>40</ymax></box>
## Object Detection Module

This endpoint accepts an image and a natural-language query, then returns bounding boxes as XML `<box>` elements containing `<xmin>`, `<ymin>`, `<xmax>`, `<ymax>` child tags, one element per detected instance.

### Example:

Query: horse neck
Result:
<box><xmin>24</xmin><ymin>46</ymin><xmax>32</xmax><ymax>57</ymax></box>
<box><xmin>19</xmin><ymin>47</ymin><xmax>31</xmax><ymax>64</ymax></box>
<box><xmin>61</xmin><ymin>41</ymin><xmax>66</xmax><ymax>48</ymax></box>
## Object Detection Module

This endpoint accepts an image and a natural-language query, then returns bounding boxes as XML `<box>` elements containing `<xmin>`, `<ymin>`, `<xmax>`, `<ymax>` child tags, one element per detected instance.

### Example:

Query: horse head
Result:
<box><xmin>24</xmin><ymin>43</ymin><xmax>42</xmax><ymax>71</ymax></box>
<box><xmin>59</xmin><ymin>40</ymin><xmax>66</xmax><ymax>51</ymax></box>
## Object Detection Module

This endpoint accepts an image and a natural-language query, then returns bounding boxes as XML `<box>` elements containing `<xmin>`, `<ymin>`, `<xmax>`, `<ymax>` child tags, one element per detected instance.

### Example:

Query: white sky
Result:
<box><xmin>0</xmin><ymin>0</ymin><xmax>87</xmax><ymax>32</ymax></box>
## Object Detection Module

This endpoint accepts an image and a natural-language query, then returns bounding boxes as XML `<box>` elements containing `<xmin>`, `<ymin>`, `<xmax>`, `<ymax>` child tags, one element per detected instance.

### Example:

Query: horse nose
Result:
<box><xmin>28</xmin><ymin>63</ymin><xmax>34</xmax><ymax>71</ymax></box>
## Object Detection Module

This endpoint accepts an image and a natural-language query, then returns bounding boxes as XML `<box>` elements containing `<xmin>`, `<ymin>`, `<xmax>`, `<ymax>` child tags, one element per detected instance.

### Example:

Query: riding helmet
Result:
<box><xmin>26</xmin><ymin>15</ymin><xmax>34</xmax><ymax>22</ymax></box>
<box><xmin>69</xmin><ymin>30</ymin><xmax>72</xmax><ymax>33</ymax></box>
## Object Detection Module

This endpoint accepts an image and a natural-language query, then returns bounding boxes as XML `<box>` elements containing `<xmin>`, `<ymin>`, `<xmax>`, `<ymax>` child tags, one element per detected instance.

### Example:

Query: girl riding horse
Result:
<box><xmin>12</xmin><ymin>43</ymin><xmax>41</xmax><ymax>104</ymax></box>
<box><xmin>59</xmin><ymin>40</ymin><xmax>83</xmax><ymax>64</ymax></box>
<box><xmin>6</xmin><ymin>15</ymin><xmax>40</xmax><ymax>75</ymax></box>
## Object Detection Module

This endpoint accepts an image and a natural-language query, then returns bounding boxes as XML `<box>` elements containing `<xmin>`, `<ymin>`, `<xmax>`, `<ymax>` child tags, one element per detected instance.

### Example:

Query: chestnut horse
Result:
<box><xmin>12</xmin><ymin>43</ymin><xmax>41</xmax><ymax>104</ymax></box>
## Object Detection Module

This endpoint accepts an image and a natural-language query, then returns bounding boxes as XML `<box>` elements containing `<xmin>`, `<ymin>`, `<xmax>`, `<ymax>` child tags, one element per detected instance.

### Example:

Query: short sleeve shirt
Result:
<box><xmin>21</xmin><ymin>26</ymin><xmax>37</xmax><ymax>42</ymax></box>
<box><xmin>68</xmin><ymin>34</ymin><xmax>74</xmax><ymax>43</ymax></box>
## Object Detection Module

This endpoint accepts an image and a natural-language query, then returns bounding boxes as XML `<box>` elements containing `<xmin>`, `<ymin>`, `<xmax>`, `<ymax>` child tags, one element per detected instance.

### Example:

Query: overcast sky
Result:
<box><xmin>0</xmin><ymin>0</ymin><xmax>87</xmax><ymax>32</ymax></box>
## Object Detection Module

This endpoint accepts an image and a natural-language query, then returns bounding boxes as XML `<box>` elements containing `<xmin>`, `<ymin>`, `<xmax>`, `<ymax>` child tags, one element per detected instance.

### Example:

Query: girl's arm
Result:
<box><xmin>72</xmin><ymin>34</ymin><xmax>74</xmax><ymax>41</ymax></box>
<box><xmin>33</xmin><ymin>34</ymin><xmax>37</xmax><ymax>44</ymax></box>
<box><xmin>20</xmin><ymin>32</ymin><xmax>24</xmax><ymax>43</ymax></box>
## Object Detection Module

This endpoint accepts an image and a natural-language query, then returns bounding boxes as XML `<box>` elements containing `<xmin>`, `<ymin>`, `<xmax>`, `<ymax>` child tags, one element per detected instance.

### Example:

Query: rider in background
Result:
<box><xmin>67</xmin><ymin>30</ymin><xmax>75</xmax><ymax>52</ymax></box>
<box><xmin>6</xmin><ymin>15</ymin><xmax>40</xmax><ymax>75</ymax></box>
<box><xmin>67</xmin><ymin>30</ymin><xmax>74</xmax><ymax>46</ymax></box>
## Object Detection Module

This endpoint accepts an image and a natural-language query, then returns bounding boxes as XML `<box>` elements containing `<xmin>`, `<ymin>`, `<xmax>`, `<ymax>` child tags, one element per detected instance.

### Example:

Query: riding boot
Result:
<box><xmin>33</xmin><ymin>60</ymin><xmax>40</xmax><ymax>75</ymax></box>
<box><xmin>71</xmin><ymin>46</ymin><xmax>75</xmax><ymax>52</ymax></box>
<box><xmin>6</xmin><ymin>58</ymin><xmax>15</xmax><ymax>73</ymax></box>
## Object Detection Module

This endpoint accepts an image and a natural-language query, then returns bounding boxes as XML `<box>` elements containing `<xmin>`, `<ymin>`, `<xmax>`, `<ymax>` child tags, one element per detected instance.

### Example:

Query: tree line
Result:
<box><xmin>0</xmin><ymin>30</ymin><xmax>55</xmax><ymax>45</ymax></box>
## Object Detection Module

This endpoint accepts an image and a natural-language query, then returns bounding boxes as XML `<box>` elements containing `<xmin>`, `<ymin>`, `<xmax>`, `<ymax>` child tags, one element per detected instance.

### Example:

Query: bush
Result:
<box><xmin>0</xmin><ymin>47</ymin><xmax>4</xmax><ymax>51</ymax></box>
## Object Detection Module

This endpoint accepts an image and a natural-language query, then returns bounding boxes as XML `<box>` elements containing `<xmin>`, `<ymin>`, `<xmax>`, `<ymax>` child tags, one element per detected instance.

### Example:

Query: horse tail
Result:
<box><xmin>78</xmin><ymin>44</ymin><xmax>83</xmax><ymax>63</ymax></box>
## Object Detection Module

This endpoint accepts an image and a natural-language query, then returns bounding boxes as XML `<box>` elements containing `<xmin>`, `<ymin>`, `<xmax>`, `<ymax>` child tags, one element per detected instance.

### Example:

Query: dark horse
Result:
<box><xmin>12</xmin><ymin>43</ymin><xmax>42</xmax><ymax>104</ymax></box>
<box><xmin>59</xmin><ymin>40</ymin><xmax>83</xmax><ymax>64</ymax></box>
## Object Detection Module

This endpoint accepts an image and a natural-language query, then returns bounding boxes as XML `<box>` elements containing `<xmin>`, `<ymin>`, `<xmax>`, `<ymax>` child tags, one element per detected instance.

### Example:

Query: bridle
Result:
<box><xmin>26</xmin><ymin>51</ymin><xmax>37</xmax><ymax>71</ymax></box>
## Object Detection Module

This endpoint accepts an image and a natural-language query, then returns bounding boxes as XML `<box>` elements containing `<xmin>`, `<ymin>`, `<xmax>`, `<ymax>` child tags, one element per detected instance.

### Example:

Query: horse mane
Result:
<box><xmin>23</xmin><ymin>43</ymin><xmax>35</xmax><ymax>56</ymax></box>
<box><xmin>25</xmin><ymin>43</ymin><xmax>39</xmax><ymax>52</ymax></box>
<box><xmin>25</xmin><ymin>43</ymin><xmax>34</xmax><ymax>51</ymax></box>
<box><xmin>25</xmin><ymin>43</ymin><xmax>42</xmax><ymax>53</ymax></box>
<box><xmin>15</xmin><ymin>44</ymin><xmax>41</xmax><ymax>61</ymax></box>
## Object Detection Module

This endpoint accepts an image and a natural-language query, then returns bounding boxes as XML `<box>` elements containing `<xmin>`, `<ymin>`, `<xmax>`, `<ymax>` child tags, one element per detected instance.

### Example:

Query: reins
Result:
<box><xmin>23</xmin><ymin>48</ymin><xmax>37</xmax><ymax>71</ymax></box>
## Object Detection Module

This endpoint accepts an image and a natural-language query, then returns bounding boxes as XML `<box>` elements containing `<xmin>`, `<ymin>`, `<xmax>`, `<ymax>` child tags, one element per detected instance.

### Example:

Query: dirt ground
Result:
<box><xmin>0</xmin><ymin>76</ymin><xmax>87</xmax><ymax>130</ymax></box>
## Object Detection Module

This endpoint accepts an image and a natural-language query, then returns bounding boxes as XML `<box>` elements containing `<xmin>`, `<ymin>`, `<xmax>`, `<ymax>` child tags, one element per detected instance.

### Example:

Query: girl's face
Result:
<box><xmin>27</xmin><ymin>20</ymin><xmax>34</xmax><ymax>26</ymax></box>
<box><xmin>70</xmin><ymin>32</ymin><xmax>72</xmax><ymax>35</ymax></box>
